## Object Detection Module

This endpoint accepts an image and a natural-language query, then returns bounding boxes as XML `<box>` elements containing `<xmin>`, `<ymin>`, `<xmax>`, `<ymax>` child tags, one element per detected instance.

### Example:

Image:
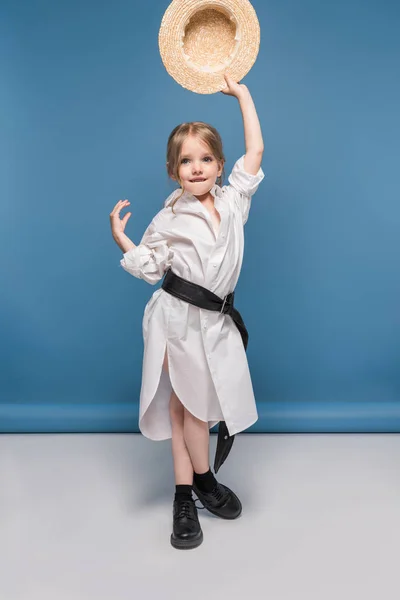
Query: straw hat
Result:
<box><xmin>159</xmin><ymin>0</ymin><xmax>260</xmax><ymax>94</ymax></box>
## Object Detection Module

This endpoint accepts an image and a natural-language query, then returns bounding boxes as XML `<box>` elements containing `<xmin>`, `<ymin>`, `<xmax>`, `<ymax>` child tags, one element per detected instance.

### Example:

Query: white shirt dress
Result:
<box><xmin>120</xmin><ymin>156</ymin><xmax>264</xmax><ymax>441</ymax></box>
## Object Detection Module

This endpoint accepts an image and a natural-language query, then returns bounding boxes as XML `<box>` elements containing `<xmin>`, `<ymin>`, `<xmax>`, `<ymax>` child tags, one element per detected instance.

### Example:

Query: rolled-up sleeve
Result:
<box><xmin>227</xmin><ymin>155</ymin><xmax>265</xmax><ymax>224</ymax></box>
<box><xmin>120</xmin><ymin>221</ymin><xmax>174</xmax><ymax>285</ymax></box>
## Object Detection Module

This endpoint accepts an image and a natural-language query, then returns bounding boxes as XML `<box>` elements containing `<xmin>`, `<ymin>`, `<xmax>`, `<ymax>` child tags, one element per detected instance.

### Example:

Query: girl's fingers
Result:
<box><xmin>116</xmin><ymin>199</ymin><xmax>129</xmax><ymax>210</ymax></box>
<box><xmin>110</xmin><ymin>200</ymin><xmax>130</xmax><ymax>216</ymax></box>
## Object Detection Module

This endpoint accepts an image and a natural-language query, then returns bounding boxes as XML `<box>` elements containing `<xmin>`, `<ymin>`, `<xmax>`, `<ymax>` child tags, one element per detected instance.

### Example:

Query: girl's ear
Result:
<box><xmin>167</xmin><ymin>163</ymin><xmax>177</xmax><ymax>181</ymax></box>
<box><xmin>218</xmin><ymin>160</ymin><xmax>225</xmax><ymax>177</ymax></box>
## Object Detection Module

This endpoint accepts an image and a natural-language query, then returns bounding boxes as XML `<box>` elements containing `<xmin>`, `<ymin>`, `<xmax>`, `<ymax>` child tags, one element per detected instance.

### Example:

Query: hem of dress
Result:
<box><xmin>139</xmin><ymin>419</ymin><xmax>220</xmax><ymax>442</ymax></box>
<box><xmin>138</xmin><ymin>339</ymin><xmax>223</xmax><ymax>441</ymax></box>
<box><xmin>226</xmin><ymin>414</ymin><xmax>258</xmax><ymax>437</ymax></box>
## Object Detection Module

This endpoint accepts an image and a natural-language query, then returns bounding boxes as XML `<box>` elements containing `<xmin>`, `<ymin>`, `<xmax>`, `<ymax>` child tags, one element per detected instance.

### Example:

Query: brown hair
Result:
<box><xmin>166</xmin><ymin>122</ymin><xmax>225</xmax><ymax>212</ymax></box>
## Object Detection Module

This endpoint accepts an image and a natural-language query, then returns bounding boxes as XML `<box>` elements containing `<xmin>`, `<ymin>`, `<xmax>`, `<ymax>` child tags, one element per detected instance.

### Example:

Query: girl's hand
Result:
<box><xmin>110</xmin><ymin>199</ymin><xmax>131</xmax><ymax>240</ymax></box>
<box><xmin>221</xmin><ymin>73</ymin><xmax>249</xmax><ymax>98</ymax></box>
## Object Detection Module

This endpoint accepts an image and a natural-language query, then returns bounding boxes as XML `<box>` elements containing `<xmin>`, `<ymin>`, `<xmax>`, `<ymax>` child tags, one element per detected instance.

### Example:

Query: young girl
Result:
<box><xmin>110</xmin><ymin>74</ymin><xmax>264</xmax><ymax>550</ymax></box>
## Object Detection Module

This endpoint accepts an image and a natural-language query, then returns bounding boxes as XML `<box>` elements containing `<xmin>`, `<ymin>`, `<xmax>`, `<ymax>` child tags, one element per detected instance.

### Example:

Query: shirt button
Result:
<box><xmin>213</xmin><ymin>264</ymin><xmax>217</xmax><ymax>268</ymax></box>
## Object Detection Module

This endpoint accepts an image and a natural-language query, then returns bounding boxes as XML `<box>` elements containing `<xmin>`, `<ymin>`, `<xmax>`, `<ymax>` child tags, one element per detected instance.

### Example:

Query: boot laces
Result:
<box><xmin>176</xmin><ymin>499</ymin><xmax>197</xmax><ymax>521</ymax></box>
<box><xmin>212</xmin><ymin>484</ymin><xmax>229</xmax><ymax>504</ymax></box>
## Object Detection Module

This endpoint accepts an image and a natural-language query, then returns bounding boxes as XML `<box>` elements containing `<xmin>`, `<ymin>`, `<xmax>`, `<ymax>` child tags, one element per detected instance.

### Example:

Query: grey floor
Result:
<box><xmin>1</xmin><ymin>433</ymin><xmax>399</xmax><ymax>600</ymax></box>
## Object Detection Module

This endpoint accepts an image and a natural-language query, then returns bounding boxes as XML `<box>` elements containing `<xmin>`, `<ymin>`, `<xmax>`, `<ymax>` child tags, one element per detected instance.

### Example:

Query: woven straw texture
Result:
<box><xmin>159</xmin><ymin>0</ymin><xmax>260</xmax><ymax>94</ymax></box>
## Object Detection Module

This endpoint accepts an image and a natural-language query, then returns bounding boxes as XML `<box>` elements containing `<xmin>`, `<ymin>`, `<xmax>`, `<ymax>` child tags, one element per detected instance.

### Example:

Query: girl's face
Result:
<box><xmin>175</xmin><ymin>135</ymin><xmax>223</xmax><ymax>198</ymax></box>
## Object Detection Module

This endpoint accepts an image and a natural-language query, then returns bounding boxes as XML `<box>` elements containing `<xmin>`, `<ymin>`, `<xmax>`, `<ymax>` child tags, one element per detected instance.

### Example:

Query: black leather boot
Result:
<box><xmin>170</xmin><ymin>497</ymin><xmax>203</xmax><ymax>550</ymax></box>
<box><xmin>192</xmin><ymin>482</ymin><xmax>242</xmax><ymax>520</ymax></box>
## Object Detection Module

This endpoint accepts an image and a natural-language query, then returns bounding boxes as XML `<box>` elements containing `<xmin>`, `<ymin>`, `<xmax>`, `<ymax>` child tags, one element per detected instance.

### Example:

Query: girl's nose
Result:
<box><xmin>192</xmin><ymin>163</ymin><xmax>203</xmax><ymax>174</ymax></box>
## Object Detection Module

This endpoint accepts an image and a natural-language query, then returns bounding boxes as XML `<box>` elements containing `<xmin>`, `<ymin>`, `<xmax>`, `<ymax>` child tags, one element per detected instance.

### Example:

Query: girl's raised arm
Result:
<box><xmin>221</xmin><ymin>74</ymin><xmax>264</xmax><ymax>175</ymax></box>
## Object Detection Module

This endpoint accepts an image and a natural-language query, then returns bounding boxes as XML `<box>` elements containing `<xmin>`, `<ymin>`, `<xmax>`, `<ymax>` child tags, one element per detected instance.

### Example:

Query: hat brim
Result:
<box><xmin>159</xmin><ymin>0</ymin><xmax>260</xmax><ymax>94</ymax></box>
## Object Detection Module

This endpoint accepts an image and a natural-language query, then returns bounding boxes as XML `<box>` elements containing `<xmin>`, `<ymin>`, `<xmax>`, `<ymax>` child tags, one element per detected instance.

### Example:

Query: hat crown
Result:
<box><xmin>182</xmin><ymin>8</ymin><xmax>239</xmax><ymax>73</ymax></box>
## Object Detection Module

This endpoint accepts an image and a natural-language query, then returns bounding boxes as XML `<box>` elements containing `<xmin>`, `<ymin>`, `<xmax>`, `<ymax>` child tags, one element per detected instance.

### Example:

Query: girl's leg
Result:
<box><xmin>183</xmin><ymin>407</ymin><xmax>242</xmax><ymax>520</ymax></box>
<box><xmin>169</xmin><ymin>390</ymin><xmax>194</xmax><ymax>484</ymax></box>
<box><xmin>164</xmin><ymin>351</ymin><xmax>203</xmax><ymax>550</ymax></box>
<box><xmin>183</xmin><ymin>409</ymin><xmax>210</xmax><ymax>475</ymax></box>
<box><xmin>164</xmin><ymin>350</ymin><xmax>210</xmax><ymax>476</ymax></box>
<box><xmin>164</xmin><ymin>350</ymin><xmax>193</xmax><ymax>485</ymax></box>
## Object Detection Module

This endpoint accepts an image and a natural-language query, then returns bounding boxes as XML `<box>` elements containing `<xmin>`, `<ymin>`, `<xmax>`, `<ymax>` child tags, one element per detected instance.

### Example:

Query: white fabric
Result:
<box><xmin>120</xmin><ymin>155</ymin><xmax>265</xmax><ymax>440</ymax></box>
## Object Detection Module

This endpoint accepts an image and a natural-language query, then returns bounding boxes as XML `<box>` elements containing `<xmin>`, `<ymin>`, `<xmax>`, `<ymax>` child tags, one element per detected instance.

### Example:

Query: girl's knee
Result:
<box><xmin>183</xmin><ymin>407</ymin><xmax>207</xmax><ymax>428</ymax></box>
<box><xmin>169</xmin><ymin>391</ymin><xmax>184</xmax><ymax>419</ymax></box>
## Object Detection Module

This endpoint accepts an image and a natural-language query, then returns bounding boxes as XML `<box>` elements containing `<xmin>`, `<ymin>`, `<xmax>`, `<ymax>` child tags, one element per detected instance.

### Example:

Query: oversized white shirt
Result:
<box><xmin>120</xmin><ymin>156</ymin><xmax>264</xmax><ymax>440</ymax></box>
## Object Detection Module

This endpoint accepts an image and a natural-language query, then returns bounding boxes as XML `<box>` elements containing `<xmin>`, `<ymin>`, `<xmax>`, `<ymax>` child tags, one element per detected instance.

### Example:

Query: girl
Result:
<box><xmin>110</xmin><ymin>74</ymin><xmax>264</xmax><ymax>550</ymax></box>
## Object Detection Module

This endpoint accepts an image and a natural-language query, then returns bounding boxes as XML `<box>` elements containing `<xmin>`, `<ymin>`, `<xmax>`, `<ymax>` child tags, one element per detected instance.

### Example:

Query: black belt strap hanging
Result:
<box><xmin>161</xmin><ymin>269</ymin><xmax>249</xmax><ymax>473</ymax></box>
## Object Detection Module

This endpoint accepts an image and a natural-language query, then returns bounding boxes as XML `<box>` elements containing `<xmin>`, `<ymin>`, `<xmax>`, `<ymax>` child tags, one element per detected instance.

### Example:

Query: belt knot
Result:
<box><xmin>220</xmin><ymin>291</ymin><xmax>235</xmax><ymax>315</ymax></box>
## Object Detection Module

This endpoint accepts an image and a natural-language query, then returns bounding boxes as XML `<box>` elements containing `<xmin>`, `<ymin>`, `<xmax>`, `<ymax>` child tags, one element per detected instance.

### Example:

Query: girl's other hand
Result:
<box><xmin>221</xmin><ymin>73</ymin><xmax>248</xmax><ymax>98</ymax></box>
<box><xmin>110</xmin><ymin>199</ymin><xmax>131</xmax><ymax>239</ymax></box>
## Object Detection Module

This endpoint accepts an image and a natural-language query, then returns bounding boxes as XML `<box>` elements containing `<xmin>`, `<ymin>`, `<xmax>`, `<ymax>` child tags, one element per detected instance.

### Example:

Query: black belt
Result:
<box><xmin>161</xmin><ymin>269</ymin><xmax>249</xmax><ymax>472</ymax></box>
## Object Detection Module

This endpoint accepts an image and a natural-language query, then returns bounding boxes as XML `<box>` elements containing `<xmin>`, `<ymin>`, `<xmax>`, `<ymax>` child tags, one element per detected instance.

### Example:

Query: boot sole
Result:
<box><xmin>192</xmin><ymin>485</ymin><xmax>242</xmax><ymax>520</ymax></box>
<box><xmin>170</xmin><ymin>530</ymin><xmax>203</xmax><ymax>550</ymax></box>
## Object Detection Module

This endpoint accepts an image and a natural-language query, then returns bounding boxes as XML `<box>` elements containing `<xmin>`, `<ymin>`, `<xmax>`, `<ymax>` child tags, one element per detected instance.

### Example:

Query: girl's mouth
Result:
<box><xmin>190</xmin><ymin>178</ymin><xmax>207</xmax><ymax>183</ymax></box>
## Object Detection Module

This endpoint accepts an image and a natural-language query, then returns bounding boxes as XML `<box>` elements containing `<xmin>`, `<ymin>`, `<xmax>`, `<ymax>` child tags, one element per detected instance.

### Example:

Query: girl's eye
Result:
<box><xmin>180</xmin><ymin>157</ymin><xmax>213</xmax><ymax>164</ymax></box>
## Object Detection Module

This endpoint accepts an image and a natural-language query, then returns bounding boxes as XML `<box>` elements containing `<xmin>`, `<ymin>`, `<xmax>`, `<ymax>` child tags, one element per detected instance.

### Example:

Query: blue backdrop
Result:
<box><xmin>1</xmin><ymin>0</ymin><xmax>400</xmax><ymax>433</ymax></box>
